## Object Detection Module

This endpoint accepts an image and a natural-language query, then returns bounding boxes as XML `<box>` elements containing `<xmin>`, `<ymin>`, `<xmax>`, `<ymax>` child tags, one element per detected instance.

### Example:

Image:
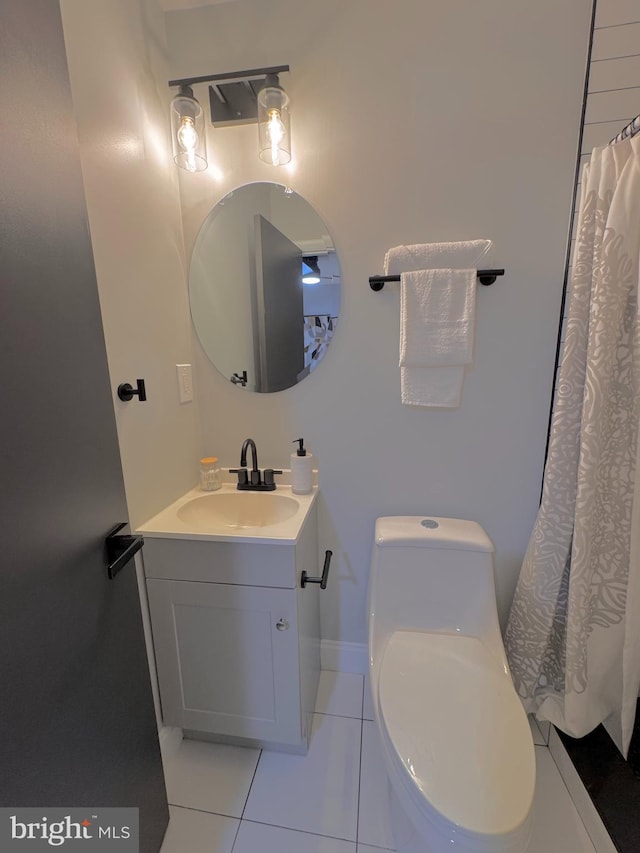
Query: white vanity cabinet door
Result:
<box><xmin>147</xmin><ymin>579</ymin><xmax>302</xmax><ymax>746</ymax></box>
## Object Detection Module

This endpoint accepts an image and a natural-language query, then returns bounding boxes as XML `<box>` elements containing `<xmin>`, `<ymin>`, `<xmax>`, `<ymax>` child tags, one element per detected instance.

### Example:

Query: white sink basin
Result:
<box><xmin>177</xmin><ymin>492</ymin><xmax>299</xmax><ymax>530</ymax></box>
<box><xmin>136</xmin><ymin>483</ymin><xmax>317</xmax><ymax>544</ymax></box>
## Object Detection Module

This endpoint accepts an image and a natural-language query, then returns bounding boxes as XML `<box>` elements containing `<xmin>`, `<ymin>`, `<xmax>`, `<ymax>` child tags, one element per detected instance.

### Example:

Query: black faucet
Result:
<box><xmin>240</xmin><ymin>438</ymin><xmax>259</xmax><ymax>485</ymax></box>
<box><xmin>230</xmin><ymin>438</ymin><xmax>283</xmax><ymax>491</ymax></box>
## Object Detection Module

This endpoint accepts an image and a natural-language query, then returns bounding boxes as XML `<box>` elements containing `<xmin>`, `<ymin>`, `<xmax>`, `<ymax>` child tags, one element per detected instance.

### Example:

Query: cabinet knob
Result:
<box><xmin>276</xmin><ymin>618</ymin><xmax>289</xmax><ymax>631</ymax></box>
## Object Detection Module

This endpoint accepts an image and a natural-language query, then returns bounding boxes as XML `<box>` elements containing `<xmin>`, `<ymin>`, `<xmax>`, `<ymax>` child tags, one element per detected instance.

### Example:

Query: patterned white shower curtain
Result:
<box><xmin>505</xmin><ymin>135</ymin><xmax>640</xmax><ymax>757</ymax></box>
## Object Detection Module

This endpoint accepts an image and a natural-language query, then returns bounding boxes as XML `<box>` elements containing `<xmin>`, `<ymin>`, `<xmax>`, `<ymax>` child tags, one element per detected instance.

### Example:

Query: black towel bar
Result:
<box><xmin>369</xmin><ymin>269</ymin><xmax>505</xmax><ymax>291</ymax></box>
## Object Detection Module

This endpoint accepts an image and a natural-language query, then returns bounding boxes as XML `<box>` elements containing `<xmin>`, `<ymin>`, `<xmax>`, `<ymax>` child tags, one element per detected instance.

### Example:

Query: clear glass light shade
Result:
<box><xmin>257</xmin><ymin>84</ymin><xmax>291</xmax><ymax>166</ymax></box>
<box><xmin>171</xmin><ymin>90</ymin><xmax>208</xmax><ymax>172</ymax></box>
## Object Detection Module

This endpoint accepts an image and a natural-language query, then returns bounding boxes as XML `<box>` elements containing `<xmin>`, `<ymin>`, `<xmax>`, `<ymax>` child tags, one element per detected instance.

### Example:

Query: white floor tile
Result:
<box><xmin>358</xmin><ymin>721</ymin><xmax>395</xmax><ymax>850</ymax></box>
<box><xmin>234</xmin><ymin>821</ymin><xmax>357</xmax><ymax>852</ymax></box>
<box><xmin>162</xmin><ymin>736</ymin><xmax>260</xmax><ymax>818</ymax></box>
<box><xmin>362</xmin><ymin>671</ymin><xmax>375</xmax><ymax>721</ymax></box>
<box><xmin>315</xmin><ymin>670</ymin><xmax>364</xmax><ymax>718</ymax></box>
<box><xmin>528</xmin><ymin>748</ymin><xmax>596</xmax><ymax>853</ymax></box>
<box><xmin>357</xmin><ymin>846</ymin><xmax>394</xmax><ymax>852</ymax></box>
<box><xmin>160</xmin><ymin>806</ymin><xmax>238</xmax><ymax>853</ymax></box>
<box><xmin>244</xmin><ymin>713</ymin><xmax>361</xmax><ymax>841</ymax></box>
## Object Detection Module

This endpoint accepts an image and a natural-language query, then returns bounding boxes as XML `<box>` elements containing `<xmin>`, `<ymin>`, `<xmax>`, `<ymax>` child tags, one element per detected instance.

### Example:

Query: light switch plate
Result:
<box><xmin>176</xmin><ymin>364</ymin><xmax>193</xmax><ymax>403</ymax></box>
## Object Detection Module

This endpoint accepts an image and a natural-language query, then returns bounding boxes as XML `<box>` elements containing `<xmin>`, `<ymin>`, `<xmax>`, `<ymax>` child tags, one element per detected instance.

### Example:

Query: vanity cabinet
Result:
<box><xmin>143</xmin><ymin>506</ymin><xmax>320</xmax><ymax>753</ymax></box>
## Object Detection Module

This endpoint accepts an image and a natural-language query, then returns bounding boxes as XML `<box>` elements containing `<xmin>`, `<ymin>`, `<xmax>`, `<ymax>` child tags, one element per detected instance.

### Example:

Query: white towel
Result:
<box><xmin>390</xmin><ymin>240</ymin><xmax>491</xmax><ymax>407</ymax></box>
<box><xmin>384</xmin><ymin>239</ymin><xmax>492</xmax><ymax>275</ymax></box>
<box><xmin>400</xmin><ymin>365</ymin><xmax>464</xmax><ymax>408</ymax></box>
<box><xmin>400</xmin><ymin>269</ymin><xmax>476</xmax><ymax>366</ymax></box>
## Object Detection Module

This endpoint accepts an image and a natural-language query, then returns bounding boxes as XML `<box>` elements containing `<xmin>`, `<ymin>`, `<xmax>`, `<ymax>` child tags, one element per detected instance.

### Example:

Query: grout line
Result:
<box><xmin>588</xmin><ymin>83</ymin><xmax>640</xmax><ymax>94</ymax></box>
<box><xmin>230</xmin><ymin>820</ymin><xmax>241</xmax><ymax>853</ymax></box>
<box><xmin>355</xmin><ymin>715</ymin><xmax>364</xmax><ymax>848</ymax></box>
<box><xmin>166</xmin><ymin>802</ymin><xmax>242</xmax><ymax>821</ymax></box>
<box><xmin>238</xmin><ymin>817</ymin><xmax>357</xmax><ymax>845</ymax></box>
<box><xmin>584</xmin><ymin>117</ymin><xmax>634</xmax><ymax>125</ymax></box>
<box><xmin>315</xmin><ymin>709</ymin><xmax>364</xmax><ymax>720</ymax></box>
<box><xmin>166</xmin><ymin>804</ymin><xmax>230</xmax><ymax>816</ymax></box>
<box><xmin>592</xmin><ymin>52</ymin><xmax>640</xmax><ymax>62</ymax></box>
<box><xmin>594</xmin><ymin>20</ymin><xmax>640</xmax><ymax>30</ymax></box>
<box><xmin>239</xmin><ymin>749</ymin><xmax>262</xmax><ymax>820</ymax></box>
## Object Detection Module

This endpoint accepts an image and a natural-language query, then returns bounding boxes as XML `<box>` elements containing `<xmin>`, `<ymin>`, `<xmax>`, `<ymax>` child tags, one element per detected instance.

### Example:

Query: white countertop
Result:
<box><xmin>136</xmin><ymin>481</ymin><xmax>318</xmax><ymax>545</ymax></box>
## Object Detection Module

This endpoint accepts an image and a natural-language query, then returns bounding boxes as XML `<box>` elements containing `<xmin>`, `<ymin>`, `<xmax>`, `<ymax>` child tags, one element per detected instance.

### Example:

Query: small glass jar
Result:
<box><xmin>199</xmin><ymin>456</ymin><xmax>222</xmax><ymax>491</ymax></box>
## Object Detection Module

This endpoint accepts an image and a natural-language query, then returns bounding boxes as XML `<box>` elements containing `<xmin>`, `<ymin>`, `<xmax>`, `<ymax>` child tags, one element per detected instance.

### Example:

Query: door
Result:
<box><xmin>253</xmin><ymin>214</ymin><xmax>305</xmax><ymax>392</ymax></box>
<box><xmin>147</xmin><ymin>580</ymin><xmax>302</xmax><ymax>747</ymax></box>
<box><xmin>0</xmin><ymin>2</ymin><xmax>169</xmax><ymax>850</ymax></box>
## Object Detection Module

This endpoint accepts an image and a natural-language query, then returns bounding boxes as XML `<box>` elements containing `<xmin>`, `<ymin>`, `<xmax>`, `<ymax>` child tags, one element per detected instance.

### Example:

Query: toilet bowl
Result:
<box><xmin>367</xmin><ymin>517</ymin><xmax>535</xmax><ymax>853</ymax></box>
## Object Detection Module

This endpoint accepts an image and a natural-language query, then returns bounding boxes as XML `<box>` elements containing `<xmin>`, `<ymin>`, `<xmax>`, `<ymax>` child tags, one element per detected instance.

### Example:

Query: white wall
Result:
<box><xmin>166</xmin><ymin>0</ymin><xmax>592</xmax><ymax>645</ymax></box>
<box><xmin>60</xmin><ymin>0</ymin><xmax>200</xmax><ymax>529</ymax></box>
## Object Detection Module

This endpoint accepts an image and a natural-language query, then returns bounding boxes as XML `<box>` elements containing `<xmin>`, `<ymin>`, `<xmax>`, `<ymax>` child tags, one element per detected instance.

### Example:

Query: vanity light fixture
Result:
<box><xmin>170</xmin><ymin>85</ymin><xmax>208</xmax><ymax>172</ymax></box>
<box><xmin>302</xmin><ymin>256</ymin><xmax>321</xmax><ymax>285</ymax></box>
<box><xmin>168</xmin><ymin>66</ymin><xmax>291</xmax><ymax>171</ymax></box>
<box><xmin>257</xmin><ymin>73</ymin><xmax>291</xmax><ymax>166</ymax></box>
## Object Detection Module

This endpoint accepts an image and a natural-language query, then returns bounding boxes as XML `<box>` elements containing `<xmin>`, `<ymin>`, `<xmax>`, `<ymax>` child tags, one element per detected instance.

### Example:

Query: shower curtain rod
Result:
<box><xmin>609</xmin><ymin>113</ymin><xmax>640</xmax><ymax>145</ymax></box>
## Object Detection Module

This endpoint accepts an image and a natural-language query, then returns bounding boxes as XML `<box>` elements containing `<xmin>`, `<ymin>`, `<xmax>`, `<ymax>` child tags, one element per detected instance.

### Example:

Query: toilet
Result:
<box><xmin>368</xmin><ymin>516</ymin><xmax>535</xmax><ymax>853</ymax></box>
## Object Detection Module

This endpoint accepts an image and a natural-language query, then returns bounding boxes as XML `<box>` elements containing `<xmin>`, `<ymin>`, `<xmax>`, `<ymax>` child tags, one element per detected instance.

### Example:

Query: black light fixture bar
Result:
<box><xmin>168</xmin><ymin>65</ymin><xmax>290</xmax><ymax>89</ymax></box>
<box><xmin>169</xmin><ymin>66</ymin><xmax>291</xmax><ymax>129</ymax></box>
<box><xmin>369</xmin><ymin>269</ymin><xmax>505</xmax><ymax>290</ymax></box>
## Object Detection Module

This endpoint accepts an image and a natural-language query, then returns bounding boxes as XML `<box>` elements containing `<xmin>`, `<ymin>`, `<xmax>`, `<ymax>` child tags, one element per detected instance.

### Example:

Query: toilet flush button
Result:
<box><xmin>421</xmin><ymin>519</ymin><xmax>439</xmax><ymax>529</ymax></box>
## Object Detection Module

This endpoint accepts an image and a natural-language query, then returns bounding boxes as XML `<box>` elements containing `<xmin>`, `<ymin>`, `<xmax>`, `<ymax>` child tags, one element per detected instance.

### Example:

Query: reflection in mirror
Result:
<box><xmin>189</xmin><ymin>182</ymin><xmax>341</xmax><ymax>393</ymax></box>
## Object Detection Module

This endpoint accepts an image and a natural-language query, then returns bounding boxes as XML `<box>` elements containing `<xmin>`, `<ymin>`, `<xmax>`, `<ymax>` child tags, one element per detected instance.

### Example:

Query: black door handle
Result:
<box><xmin>301</xmin><ymin>550</ymin><xmax>332</xmax><ymax>589</ymax></box>
<box><xmin>105</xmin><ymin>523</ymin><xmax>144</xmax><ymax>579</ymax></box>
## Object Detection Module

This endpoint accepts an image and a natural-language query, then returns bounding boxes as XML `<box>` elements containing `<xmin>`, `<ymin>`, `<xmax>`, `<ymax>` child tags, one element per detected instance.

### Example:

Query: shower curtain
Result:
<box><xmin>505</xmin><ymin>134</ymin><xmax>640</xmax><ymax>757</ymax></box>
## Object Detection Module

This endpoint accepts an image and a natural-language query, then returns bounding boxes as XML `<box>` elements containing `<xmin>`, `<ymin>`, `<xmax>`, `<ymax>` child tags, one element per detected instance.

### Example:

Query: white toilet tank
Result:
<box><xmin>368</xmin><ymin>516</ymin><xmax>505</xmax><ymax>667</ymax></box>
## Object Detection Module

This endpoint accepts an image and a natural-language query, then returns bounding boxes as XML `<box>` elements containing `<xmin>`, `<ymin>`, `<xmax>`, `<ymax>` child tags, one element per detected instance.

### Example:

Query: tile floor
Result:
<box><xmin>160</xmin><ymin>670</ymin><xmax>599</xmax><ymax>853</ymax></box>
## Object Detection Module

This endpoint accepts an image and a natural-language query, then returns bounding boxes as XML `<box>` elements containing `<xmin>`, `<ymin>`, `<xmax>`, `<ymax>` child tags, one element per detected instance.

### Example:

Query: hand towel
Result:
<box><xmin>384</xmin><ymin>239</ymin><xmax>492</xmax><ymax>275</ymax></box>
<box><xmin>400</xmin><ymin>365</ymin><xmax>464</xmax><ymax>408</ymax></box>
<box><xmin>388</xmin><ymin>240</ymin><xmax>491</xmax><ymax>407</ymax></box>
<box><xmin>399</xmin><ymin>269</ymin><xmax>476</xmax><ymax>367</ymax></box>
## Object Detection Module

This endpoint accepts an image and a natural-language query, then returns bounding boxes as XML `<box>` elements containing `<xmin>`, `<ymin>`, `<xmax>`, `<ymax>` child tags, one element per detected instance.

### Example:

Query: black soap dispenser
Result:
<box><xmin>291</xmin><ymin>438</ymin><xmax>313</xmax><ymax>495</ymax></box>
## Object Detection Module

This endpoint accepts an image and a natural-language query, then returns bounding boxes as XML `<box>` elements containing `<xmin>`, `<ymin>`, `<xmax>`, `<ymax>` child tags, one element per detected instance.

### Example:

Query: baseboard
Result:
<box><xmin>548</xmin><ymin>726</ymin><xmax>618</xmax><ymax>853</ymax></box>
<box><xmin>320</xmin><ymin>640</ymin><xmax>368</xmax><ymax>674</ymax></box>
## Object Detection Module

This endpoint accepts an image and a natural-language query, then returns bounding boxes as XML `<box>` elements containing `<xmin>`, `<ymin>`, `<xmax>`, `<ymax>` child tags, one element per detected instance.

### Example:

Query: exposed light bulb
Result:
<box><xmin>170</xmin><ymin>85</ymin><xmax>207</xmax><ymax>172</ymax></box>
<box><xmin>177</xmin><ymin>116</ymin><xmax>199</xmax><ymax>172</ymax></box>
<box><xmin>267</xmin><ymin>109</ymin><xmax>285</xmax><ymax>166</ymax></box>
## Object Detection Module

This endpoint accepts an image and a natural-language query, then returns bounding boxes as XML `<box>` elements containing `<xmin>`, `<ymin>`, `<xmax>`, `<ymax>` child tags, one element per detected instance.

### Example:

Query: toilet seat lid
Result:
<box><xmin>379</xmin><ymin>631</ymin><xmax>535</xmax><ymax>837</ymax></box>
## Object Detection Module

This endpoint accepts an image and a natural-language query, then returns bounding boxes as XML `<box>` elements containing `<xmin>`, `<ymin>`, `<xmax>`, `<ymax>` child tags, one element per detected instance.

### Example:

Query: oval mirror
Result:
<box><xmin>189</xmin><ymin>182</ymin><xmax>341</xmax><ymax>393</ymax></box>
